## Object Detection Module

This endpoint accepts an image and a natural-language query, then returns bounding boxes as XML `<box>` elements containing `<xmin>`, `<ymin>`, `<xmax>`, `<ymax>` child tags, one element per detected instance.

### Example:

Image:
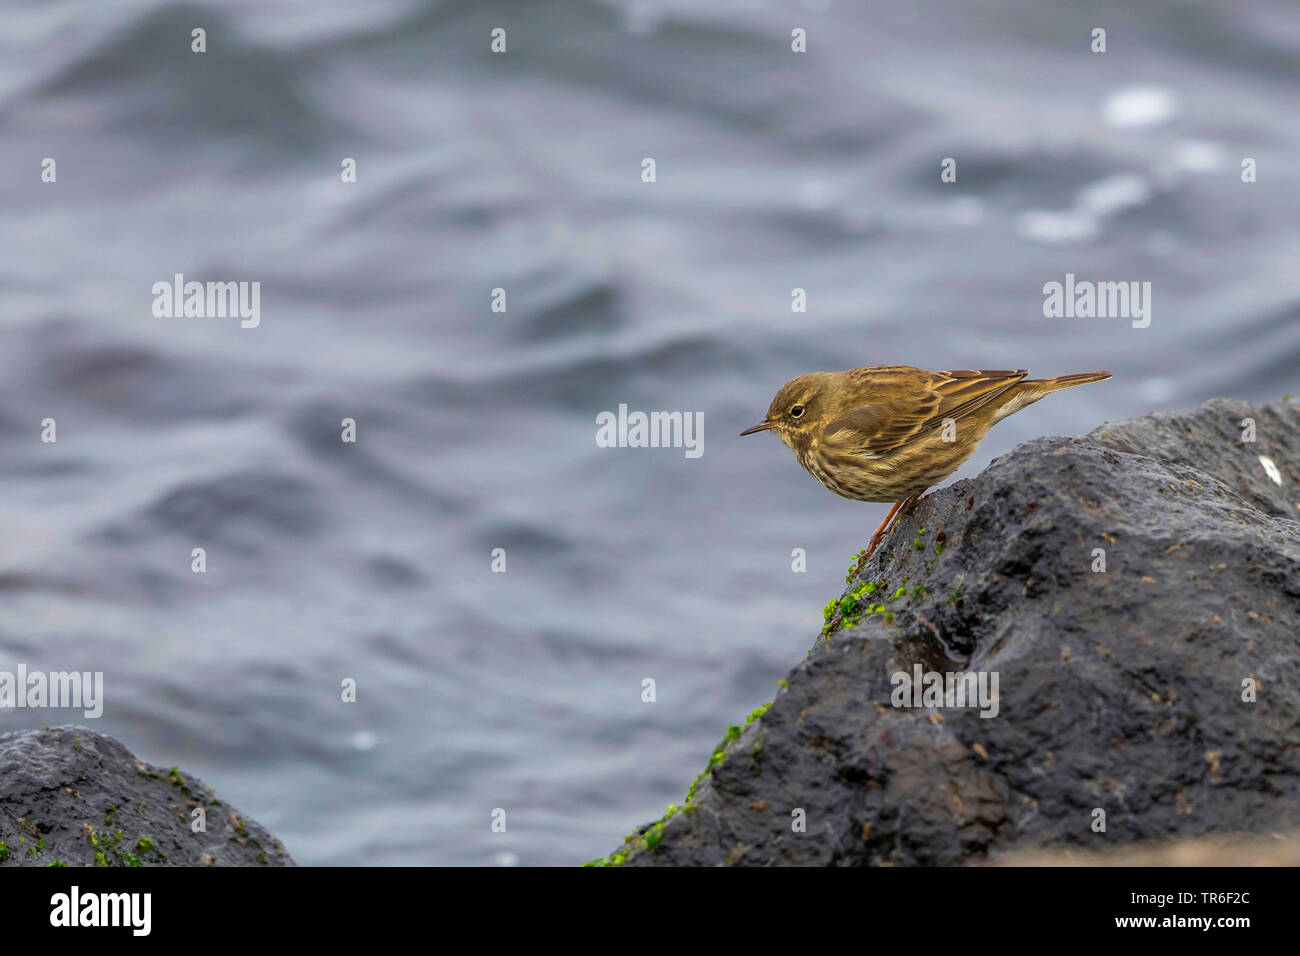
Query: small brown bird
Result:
<box><xmin>741</xmin><ymin>366</ymin><xmax>1110</xmax><ymax>564</ymax></box>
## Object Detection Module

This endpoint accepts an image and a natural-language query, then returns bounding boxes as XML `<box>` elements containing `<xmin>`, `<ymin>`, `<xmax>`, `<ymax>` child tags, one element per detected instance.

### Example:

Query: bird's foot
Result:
<box><xmin>854</xmin><ymin>533</ymin><xmax>887</xmax><ymax>574</ymax></box>
<box><xmin>854</xmin><ymin>494</ymin><xmax>924</xmax><ymax>576</ymax></box>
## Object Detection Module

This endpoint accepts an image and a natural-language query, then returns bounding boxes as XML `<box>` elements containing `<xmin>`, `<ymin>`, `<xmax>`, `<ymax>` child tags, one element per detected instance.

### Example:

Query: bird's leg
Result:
<box><xmin>858</xmin><ymin>500</ymin><xmax>905</xmax><ymax>568</ymax></box>
<box><xmin>856</xmin><ymin>493</ymin><xmax>924</xmax><ymax>572</ymax></box>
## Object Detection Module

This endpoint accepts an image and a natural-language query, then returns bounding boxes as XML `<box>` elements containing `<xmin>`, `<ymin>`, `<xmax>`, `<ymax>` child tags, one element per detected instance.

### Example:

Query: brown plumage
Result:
<box><xmin>740</xmin><ymin>366</ymin><xmax>1111</xmax><ymax>562</ymax></box>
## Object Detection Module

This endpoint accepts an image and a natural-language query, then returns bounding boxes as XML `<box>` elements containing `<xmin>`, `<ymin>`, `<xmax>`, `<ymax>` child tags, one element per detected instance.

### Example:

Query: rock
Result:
<box><xmin>594</xmin><ymin>397</ymin><xmax>1300</xmax><ymax>866</ymax></box>
<box><xmin>0</xmin><ymin>726</ymin><xmax>293</xmax><ymax>867</ymax></box>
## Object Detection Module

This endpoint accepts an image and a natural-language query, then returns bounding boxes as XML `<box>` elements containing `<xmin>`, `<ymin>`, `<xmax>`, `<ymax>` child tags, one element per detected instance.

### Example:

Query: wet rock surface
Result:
<box><xmin>608</xmin><ymin>398</ymin><xmax>1300</xmax><ymax>866</ymax></box>
<box><xmin>0</xmin><ymin>726</ymin><xmax>293</xmax><ymax>866</ymax></box>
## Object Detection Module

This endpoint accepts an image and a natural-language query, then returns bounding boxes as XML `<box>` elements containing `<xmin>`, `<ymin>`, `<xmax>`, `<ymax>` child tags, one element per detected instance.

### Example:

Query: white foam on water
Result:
<box><xmin>1101</xmin><ymin>85</ymin><xmax>1179</xmax><ymax>128</ymax></box>
<box><xmin>1078</xmin><ymin>173</ymin><xmax>1152</xmax><ymax>217</ymax></box>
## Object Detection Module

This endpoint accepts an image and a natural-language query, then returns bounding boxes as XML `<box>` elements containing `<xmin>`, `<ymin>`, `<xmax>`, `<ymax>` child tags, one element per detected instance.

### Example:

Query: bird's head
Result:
<box><xmin>740</xmin><ymin>372</ymin><xmax>834</xmax><ymax>449</ymax></box>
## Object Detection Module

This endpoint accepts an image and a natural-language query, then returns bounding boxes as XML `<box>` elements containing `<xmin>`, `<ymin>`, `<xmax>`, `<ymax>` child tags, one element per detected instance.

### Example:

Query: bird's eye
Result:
<box><xmin>790</xmin><ymin>404</ymin><xmax>805</xmax><ymax>418</ymax></box>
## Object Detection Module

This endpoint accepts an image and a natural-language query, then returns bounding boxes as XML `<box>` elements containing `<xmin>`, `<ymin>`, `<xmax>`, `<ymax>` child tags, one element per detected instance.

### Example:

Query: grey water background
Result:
<box><xmin>1</xmin><ymin>0</ymin><xmax>1298</xmax><ymax>866</ymax></box>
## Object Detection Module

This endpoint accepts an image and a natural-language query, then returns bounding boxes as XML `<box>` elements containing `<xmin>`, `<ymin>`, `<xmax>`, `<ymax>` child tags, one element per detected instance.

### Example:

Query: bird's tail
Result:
<box><xmin>992</xmin><ymin>371</ymin><xmax>1111</xmax><ymax>423</ymax></box>
<box><xmin>1026</xmin><ymin>370</ymin><xmax>1112</xmax><ymax>391</ymax></box>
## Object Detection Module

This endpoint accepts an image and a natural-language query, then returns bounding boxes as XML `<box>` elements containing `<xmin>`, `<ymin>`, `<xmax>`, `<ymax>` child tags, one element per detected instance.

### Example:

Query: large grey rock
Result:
<box><xmin>0</xmin><ymin>726</ymin><xmax>293</xmax><ymax>866</ymax></box>
<box><xmin>601</xmin><ymin>398</ymin><xmax>1300</xmax><ymax>866</ymax></box>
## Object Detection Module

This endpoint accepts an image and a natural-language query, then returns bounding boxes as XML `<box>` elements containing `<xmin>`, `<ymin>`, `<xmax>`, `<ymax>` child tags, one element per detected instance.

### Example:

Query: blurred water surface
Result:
<box><xmin>1</xmin><ymin>0</ymin><xmax>1297</xmax><ymax>864</ymax></box>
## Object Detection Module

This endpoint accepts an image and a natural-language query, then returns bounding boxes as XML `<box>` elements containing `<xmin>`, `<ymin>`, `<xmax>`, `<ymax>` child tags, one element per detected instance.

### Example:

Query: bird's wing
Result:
<box><xmin>821</xmin><ymin>367</ymin><xmax>1028</xmax><ymax>456</ymax></box>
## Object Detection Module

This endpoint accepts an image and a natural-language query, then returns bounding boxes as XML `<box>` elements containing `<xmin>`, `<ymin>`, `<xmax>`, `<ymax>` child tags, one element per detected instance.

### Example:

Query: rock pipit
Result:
<box><xmin>741</xmin><ymin>366</ymin><xmax>1110</xmax><ymax>565</ymax></box>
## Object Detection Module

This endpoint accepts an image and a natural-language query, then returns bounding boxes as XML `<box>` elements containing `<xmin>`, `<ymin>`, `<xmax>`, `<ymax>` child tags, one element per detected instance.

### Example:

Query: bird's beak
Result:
<box><xmin>739</xmin><ymin>421</ymin><xmax>777</xmax><ymax>436</ymax></box>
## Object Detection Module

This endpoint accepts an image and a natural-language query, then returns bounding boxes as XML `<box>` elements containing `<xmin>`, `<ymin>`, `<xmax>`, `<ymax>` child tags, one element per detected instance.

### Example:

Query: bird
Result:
<box><xmin>740</xmin><ymin>366</ymin><xmax>1111</xmax><ymax>566</ymax></box>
